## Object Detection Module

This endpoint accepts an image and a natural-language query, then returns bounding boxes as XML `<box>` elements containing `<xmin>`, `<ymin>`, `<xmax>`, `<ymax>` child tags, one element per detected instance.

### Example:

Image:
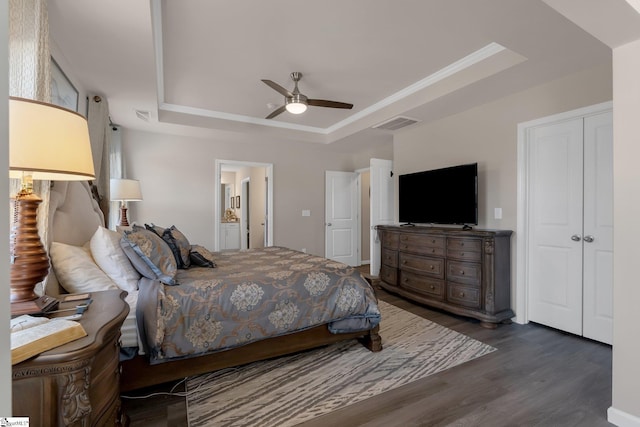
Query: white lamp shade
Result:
<box><xmin>110</xmin><ymin>179</ymin><xmax>143</xmax><ymax>201</ymax></box>
<box><xmin>9</xmin><ymin>97</ymin><xmax>95</xmax><ymax>181</ymax></box>
<box><xmin>285</xmin><ymin>102</ymin><xmax>307</xmax><ymax>114</ymax></box>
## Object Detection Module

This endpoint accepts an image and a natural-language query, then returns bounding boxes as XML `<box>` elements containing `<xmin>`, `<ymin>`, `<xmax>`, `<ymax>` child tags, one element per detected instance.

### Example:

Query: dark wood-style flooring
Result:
<box><xmin>121</xmin><ymin>268</ymin><xmax>613</xmax><ymax>427</ymax></box>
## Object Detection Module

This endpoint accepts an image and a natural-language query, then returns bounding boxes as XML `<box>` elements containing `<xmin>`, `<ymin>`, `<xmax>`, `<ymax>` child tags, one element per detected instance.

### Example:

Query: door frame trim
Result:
<box><xmin>516</xmin><ymin>101</ymin><xmax>612</xmax><ymax>324</ymax></box>
<box><xmin>214</xmin><ymin>159</ymin><xmax>274</xmax><ymax>251</ymax></box>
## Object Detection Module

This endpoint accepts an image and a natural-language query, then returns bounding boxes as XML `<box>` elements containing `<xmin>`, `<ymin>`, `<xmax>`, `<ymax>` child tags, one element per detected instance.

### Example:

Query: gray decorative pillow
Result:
<box><xmin>190</xmin><ymin>244</ymin><xmax>217</xmax><ymax>268</ymax></box>
<box><xmin>120</xmin><ymin>228</ymin><xmax>178</xmax><ymax>285</ymax></box>
<box><xmin>144</xmin><ymin>223</ymin><xmax>165</xmax><ymax>237</ymax></box>
<box><xmin>162</xmin><ymin>226</ymin><xmax>191</xmax><ymax>269</ymax></box>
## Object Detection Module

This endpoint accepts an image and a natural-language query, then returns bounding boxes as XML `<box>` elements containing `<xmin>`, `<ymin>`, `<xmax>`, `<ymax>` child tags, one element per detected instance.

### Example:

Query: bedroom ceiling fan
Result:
<box><xmin>261</xmin><ymin>72</ymin><xmax>354</xmax><ymax>119</ymax></box>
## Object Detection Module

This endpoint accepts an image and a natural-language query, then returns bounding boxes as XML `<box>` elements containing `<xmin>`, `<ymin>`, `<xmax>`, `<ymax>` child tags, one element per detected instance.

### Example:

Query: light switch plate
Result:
<box><xmin>302</xmin><ymin>210</ymin><xmax>311</xmax><ymax>217</ymax></box>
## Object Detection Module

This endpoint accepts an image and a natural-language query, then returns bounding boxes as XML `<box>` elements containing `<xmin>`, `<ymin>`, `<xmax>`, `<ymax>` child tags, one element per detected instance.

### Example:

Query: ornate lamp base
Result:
<box><xmin>10</xmin><ymin>192</ymin><xmax>55</xmax><ymax>317</ymax></box>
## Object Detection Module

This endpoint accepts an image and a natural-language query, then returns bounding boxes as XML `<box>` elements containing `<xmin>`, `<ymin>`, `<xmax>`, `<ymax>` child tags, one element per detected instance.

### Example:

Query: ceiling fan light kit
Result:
<box><xmin>262</xmin><ymin>72</ymin><xmax>353</xmax><ymax>119</ymax></box>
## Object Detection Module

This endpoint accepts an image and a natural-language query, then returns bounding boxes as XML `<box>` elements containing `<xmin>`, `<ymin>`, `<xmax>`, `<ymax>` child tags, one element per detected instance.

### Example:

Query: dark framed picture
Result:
<box><xmin>231</xmin><ymin>197</ymin><xmax>235</xmax><ymax>209</ymax></box>
<box><xmin>51</xmin><ymin>56</ymin><xmax>79</xmax><ymax>112</ymax></box>
<box><xmin>236</xmin><ymin>196</ymin><xmax>241</xmax><ymax>209</ymax></box>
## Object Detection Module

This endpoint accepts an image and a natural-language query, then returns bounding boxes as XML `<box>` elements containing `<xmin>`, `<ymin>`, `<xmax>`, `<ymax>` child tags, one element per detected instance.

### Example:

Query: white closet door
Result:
<box><xmin>527</xmin><ymin>118</ymin><xmax>584</xmax><ymax>336</ymax></box>
<box><xmin>582</xmin><ymin>111</ymin><xmax>613</xmax><ymax>344</ymax></box>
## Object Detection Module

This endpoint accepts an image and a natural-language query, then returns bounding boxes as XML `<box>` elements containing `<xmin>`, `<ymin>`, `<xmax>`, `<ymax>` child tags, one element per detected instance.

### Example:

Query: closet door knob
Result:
<box><xmin>583</xmin><ymin>235</ymin><xmax>595</xmax><ymax>243</ymax></box>
<box><xmin>571</xmin><ymin>234</ymin><xmax>582</xmax><ymax>242</ymax></box>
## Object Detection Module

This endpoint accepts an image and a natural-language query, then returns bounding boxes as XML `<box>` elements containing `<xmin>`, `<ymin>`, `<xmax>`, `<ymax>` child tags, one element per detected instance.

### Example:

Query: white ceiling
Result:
<box><xmin>48</xmin><ymin>0</ymin><xmax>613</xmax><ymax>145</ymax></box>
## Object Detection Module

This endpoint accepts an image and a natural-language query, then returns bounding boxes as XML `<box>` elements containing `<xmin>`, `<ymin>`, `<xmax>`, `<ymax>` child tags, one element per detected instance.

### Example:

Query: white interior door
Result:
<box><xmin>527</xmin><ymin>118</ymin><xmax>584</xmax><ymax>336</ymax></box>
<box><xmin>325</xmin><ymin>171</ymin><xmax>358</xmax><ymax>266</ymax></box>
<box><xmin>582</xmin><ymin>111</ymin><xmax>613</xmax><ymax>344</ymax></box>
<box><xmin>369</xmin><ymin>158</ymin><xmax>394</xmax><ymax>277</ymax></box>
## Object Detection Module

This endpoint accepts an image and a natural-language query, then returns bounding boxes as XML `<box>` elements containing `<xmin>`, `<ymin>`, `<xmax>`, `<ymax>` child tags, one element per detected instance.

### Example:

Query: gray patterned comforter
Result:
<box><xmin>136</xmin><ymin>247</ymin><xmax>381</xmax><ymax>364</ymax></box>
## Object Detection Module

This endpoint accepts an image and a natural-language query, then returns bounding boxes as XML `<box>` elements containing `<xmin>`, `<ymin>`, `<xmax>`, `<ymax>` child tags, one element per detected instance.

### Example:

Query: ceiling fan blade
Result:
<box><xmin>307</xmin><ymin>99</ymin><xmax>354</xmax><ymax>109</ymax></box>
<box><xmin>261</xmin><ymin>80</ymin><xmax>293</xmax><ymax>97</ymax></box>
<box><xmin>265</xmin><ymin>105</ymin><xmax>286</xmax><ymax>119</ymax></box>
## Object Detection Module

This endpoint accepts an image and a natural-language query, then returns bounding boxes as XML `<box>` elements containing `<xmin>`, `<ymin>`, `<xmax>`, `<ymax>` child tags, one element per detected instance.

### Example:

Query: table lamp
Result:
<box><xmin>9</xmin><ymin>97</ymin><xmax>95</xmax><ymax>316</ymax></box>
<box><xmin>110</xmin><ymin>178</ymin><xmax>143</xmax><ymax>227</ymax></box>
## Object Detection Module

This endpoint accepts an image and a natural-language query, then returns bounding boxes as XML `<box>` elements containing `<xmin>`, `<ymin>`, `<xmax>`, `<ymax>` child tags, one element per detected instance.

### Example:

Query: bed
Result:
<box><xmin>45</xmin><ymin>181</ymin><xmax>382</xmax><ymax>392</ymax></box>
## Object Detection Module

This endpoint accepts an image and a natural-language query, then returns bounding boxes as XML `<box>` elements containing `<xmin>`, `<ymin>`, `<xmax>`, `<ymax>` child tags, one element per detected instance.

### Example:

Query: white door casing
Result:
<box><xmin>369</xmin><ymin>158</ymin><xmax>394</xmax><ymax>277</ymax></box>
<box><xmin>325</xmin><ymin>171</ymin><xmax>358</xmax><ymax>266</ymax></box>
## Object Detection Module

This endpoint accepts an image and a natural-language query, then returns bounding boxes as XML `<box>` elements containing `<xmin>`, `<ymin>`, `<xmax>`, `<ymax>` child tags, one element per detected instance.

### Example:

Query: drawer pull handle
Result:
<box><xmin>402</xmin><ymin>260</ymin><xmax>407</xmax><ymax>265</ymax></box>
<box><xmin>459</xmin><ymin>292</ymin><xmax>465</xmax><ymax>297</ymax></box>
<box><xmin>430</xmin><ymin>285</ymin><xmax>435</xmax><ymax>290</ymax></box>
<box><xmin>460</xmin><ymin>252</ymin><xmax>465</xmax><ymax>256</ymax></box>
<box><xmin>460</xmin><ymin>270</ymin><xmax>465</xmax><ymax>275</ymax></box>
<box><xmin>429</xmin><ymin>265</ymin><xmax>435</xmax><ymax>270</ymax></box>
<box><xmin>431</xmin><ymin>249</ymin><xmax>435</xmax><ymax>253</ymax></box>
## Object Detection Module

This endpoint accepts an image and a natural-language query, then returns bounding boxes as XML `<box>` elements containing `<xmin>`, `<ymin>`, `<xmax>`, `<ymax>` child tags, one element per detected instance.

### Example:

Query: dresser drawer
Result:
<box><xmin>447</xmin><ymin>283</ymin><xmax>481</xmax><ymax>309</ymax></box>
<box><xmin>399</xmin><ymin>233</ymin><xmax>445</xmax><ymax>256</ymax></box>
<box><xmin>446</xmin><ymin>248</ymin><xmax>481</xmax><ymax>262</ymax></box>
<box><xmin>400</xmin><ymin>271</ymin><xmax>444</xmax><ymax>300</ymax></box>
<box><xmin>447</xmin><ymin>260</ymin><xmax>481</xmax><ymax>285</ymax></box>
<box><xmin>447</xmin><ymin>237</ymin><xmax>482</xmax><ymax>252</ymax></box>
<box><xmin>399</xmin><ymin>253</ymin><xmax>444</xmax><ymax>278</ymax></box>
<box><xmin>380</xmin><ymin>264</ymin><xmax>397</xmax><ymax>285</ymax></box>
<box><xmin>381</xmin><ymin>231</ymin><xmax>399</xmax><ymax>250</ymax></box>
<box><xmin>447</xmin><ymin>238</ymin><xmax>482</xmax><ymax>261</ymax></box>
<box><xmin>381</xmin><ymin>248</ymin><xmax>398</xmax><ymax>268</ymax></box>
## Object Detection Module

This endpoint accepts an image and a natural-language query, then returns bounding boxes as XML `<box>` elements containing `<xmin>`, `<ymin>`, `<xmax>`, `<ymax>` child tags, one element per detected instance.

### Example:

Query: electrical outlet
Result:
<box><xmin>494</xmin><ymin>207</ymin><xmax>503</xmax><ymax>220</ymax></box>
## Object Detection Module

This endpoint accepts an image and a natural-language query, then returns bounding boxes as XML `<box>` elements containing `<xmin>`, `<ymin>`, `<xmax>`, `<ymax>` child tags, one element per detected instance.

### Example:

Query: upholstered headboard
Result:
<box><xmin>45</xmin><ymin>181</ymin><xmax>105</xmax><ymax>295</ymax></box>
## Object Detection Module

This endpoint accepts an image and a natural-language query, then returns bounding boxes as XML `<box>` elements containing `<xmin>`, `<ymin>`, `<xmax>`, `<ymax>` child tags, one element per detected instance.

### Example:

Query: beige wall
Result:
<box><xmin>123</xmin><ymin>129</ymin><xmax>392</xmax><ymax>256</ymax></box>
<box><xmin>393</xmin><ymin>63</ymin><xmax>612</xmax><ymax>308</ymax></box>
<box><xmin>611</xmin><ymin>38</ymin><xmax>640</xmax><ymax>422</ymax></box>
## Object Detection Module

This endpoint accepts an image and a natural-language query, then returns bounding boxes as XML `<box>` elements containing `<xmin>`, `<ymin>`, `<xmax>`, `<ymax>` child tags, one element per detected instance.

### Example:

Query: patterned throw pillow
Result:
<box><xmin>144</xmin><ymin>223</ymin><xmax>165</xmax><ymax>237</ymax></box>
<box><xmin>162</xmin><ymin>226</ymin><xmax>192</xmax><ymax>269</ymax></box>
<box><xmin>190</xmin><ymin>244</ymin><xmax>217</xmax><ymax>268</ymax></box>
<box><xmin>120</xmin><ymin>227</ymin><xmax>178</xmax><ymax>285</ymax></box>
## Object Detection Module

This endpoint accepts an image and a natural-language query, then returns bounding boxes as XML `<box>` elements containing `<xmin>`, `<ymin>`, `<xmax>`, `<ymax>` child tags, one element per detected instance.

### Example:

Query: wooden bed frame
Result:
<box><xmin>46</xmin><ymin>181</ymin><xmax>382</xmax><ymax>393</ymax></box>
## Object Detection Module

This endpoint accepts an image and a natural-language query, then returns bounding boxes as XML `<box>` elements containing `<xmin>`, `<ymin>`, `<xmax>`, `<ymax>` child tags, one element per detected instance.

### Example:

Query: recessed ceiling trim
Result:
<box><xmin>153</xmin><ymin>2</ymin><xmax>509</xmax><ymax>139</ymax></box>
<box><xmin>159</xmin><ymin>102</ymin><xmax>328</xmax><ymax>134</ymax></box>
<box><xmin>324</xmin><ymin>42</ymin><xmax>507</xmax><ymax>134</ymax></box>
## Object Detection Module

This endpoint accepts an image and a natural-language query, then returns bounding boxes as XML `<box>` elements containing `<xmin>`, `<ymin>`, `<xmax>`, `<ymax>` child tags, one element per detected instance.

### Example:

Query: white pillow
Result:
<box><xmin>90</xmin><ymin>226</ymin><xmax>141</xmax><ymax>293</ymax></box>
<box><xmin>50</xmin><ymin>242</ymin><xmax>119</xmax><ymax>293</ymax></box>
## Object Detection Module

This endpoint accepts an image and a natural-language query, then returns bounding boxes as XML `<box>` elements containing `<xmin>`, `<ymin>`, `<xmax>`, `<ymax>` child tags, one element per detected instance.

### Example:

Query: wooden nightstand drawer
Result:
<box><xmin>399</xmin><ymin>253</ymin><xmax>444</xmax><ymax>278</ymax></box>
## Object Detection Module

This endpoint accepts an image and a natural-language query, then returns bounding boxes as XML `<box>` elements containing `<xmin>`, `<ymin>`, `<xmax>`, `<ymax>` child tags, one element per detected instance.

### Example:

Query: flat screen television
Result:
<box><xmin>399</xmin><ymin>163</ymin><xmax>478</xmax><ymax>226</ymax></box>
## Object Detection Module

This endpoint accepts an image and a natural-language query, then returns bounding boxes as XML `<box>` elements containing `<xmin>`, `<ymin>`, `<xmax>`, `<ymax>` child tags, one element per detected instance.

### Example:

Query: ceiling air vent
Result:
<box><xmin>372</xmin><ymin>115</ymin><xmax>420</xmax><ymax>131</ymax></box>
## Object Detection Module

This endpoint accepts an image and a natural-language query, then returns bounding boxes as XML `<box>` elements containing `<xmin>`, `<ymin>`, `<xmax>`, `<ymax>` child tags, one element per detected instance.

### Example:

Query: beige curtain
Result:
<box><xmin>8</xmin><ymin>0</ymin><xmax>52</xmax><ymax>281</ymax></box>
<box><xmin>109</xmin><ymin>125</ymin><xmax>124</xmax><ymax>229</ymax></box>
<box><xmin>87</xmin><ymin>95</ymin><xmax>112</xmax><ymax>223</ymax></box>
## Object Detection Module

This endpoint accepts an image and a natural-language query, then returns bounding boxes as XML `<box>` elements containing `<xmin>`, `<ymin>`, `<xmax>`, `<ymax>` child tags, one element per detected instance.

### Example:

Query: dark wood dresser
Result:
<box><xmin>12</xmin><ymin>289</ymin><xmax>129</xmax><ymax>426</ymax></box>
<box><xmin>377</xmin><ymin>225</ymin><xmax>514</xmax><ymax>328</ymax></box>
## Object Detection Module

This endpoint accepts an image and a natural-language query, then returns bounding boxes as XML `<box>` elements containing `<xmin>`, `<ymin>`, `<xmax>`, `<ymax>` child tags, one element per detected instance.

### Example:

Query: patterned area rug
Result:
<box><xmin>186</xmin><ymin>300</ymin><xmax>495</xmax><ymax>427</ymax></box>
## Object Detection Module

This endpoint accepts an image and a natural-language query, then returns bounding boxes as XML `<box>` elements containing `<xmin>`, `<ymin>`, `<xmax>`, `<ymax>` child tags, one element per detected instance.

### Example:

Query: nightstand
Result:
<box><xmin>12</xmin><ymin>289</ymin><xmax>129</xmax><ymax>426</ymax></box>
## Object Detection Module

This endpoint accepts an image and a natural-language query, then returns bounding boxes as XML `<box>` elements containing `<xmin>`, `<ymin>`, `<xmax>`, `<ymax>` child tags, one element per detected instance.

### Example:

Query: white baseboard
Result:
<box><xmin>608</xmin><ymin>406</ymin><xmax>640</xmax><ymax>427</ymax></box>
